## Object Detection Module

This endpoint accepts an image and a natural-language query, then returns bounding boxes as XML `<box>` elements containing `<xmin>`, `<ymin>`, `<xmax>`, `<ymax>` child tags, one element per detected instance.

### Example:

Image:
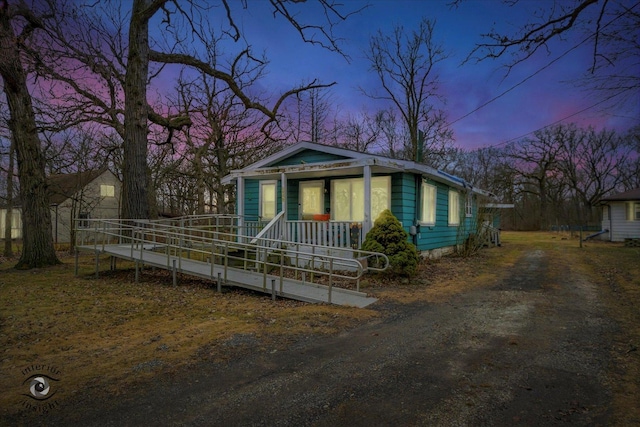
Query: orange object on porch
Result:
<box><xmin>313</xmin><ymin>214</ymin><xmax>330</xmax><ymax>221</ymax></box>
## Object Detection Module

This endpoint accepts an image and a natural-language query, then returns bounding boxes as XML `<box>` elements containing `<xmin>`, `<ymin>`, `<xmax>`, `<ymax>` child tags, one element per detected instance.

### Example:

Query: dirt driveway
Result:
<box><xmin>23</xmin><ymin>241</ymin><xmax>620</xmax><ymax>426</ymax></box>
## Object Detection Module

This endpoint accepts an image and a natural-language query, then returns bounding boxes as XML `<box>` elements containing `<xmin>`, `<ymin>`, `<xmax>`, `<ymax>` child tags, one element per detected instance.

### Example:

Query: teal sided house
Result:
<box><xmin>222</xmin><ymin>142</ymin><xmax>495</xmax><ymax>258</ymax></box>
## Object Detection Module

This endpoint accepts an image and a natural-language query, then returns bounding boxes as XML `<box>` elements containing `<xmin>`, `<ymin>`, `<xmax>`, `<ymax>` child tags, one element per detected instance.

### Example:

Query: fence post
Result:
<box><xmin>224</xmin><ymin>242</ymin><xmax>229</xmax><ymax>285</ymax></box>
<box><xmin>139</xmin><ymin>228</ymin><xmax>144</xmax><ymax>260</ymax></box>
<box><xmin>262</xmin><ymin>246</ymin><xmax>268</xmax><ymax>291</ymax></box>
<box><xmin>74</xmin><ymin>248</ymin><xmax>79</xmax><ymax>276</ymax></box>
<box><xmin>279</xmin><ymin>250</ymin><xmax>284</xmax><ymax>294</ymax></box>
<box><xmin>94</xmin><ymin>250</ymin><xmax>99</xmax><ymax>279</ymax></box>
<box><xmin>172</xmin><ymin>259</ymin><xmax>177</xmax><ymax>287</ymax></box>
<box><xmin>271</xmin><ymin>278</ymin><xmax>276</xmax><ymax>301</ymax></box>
<box><xmin>328</xmin><ymin>258</ymin><xmax>333</xmax><ymax>304</ymax></box>
<box><xmin>102</xmin><ymin>221</ymin><xmax>106</xmax><ymax>252</ymax></box>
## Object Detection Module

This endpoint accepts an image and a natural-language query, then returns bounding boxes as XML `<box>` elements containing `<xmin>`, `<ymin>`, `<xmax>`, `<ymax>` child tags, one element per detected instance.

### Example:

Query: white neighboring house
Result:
<box><xmin>599</xmin><ymin>188</ymin><xmax>640</xmax><ymax>242</ymax></box>
<box><xmin>0</xmin><ymin>168</ymin><xmax>121</xmax><ymax>244</ymax></box>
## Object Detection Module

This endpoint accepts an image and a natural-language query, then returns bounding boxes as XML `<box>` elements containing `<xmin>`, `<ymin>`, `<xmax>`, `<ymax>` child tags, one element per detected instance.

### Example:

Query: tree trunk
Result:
<box><xmin>194</xmin><ymin>149</ymin><xmax>205</xmax><ymax>215</ymax></box>
<box><xmin>0</xmin><ymin>5</ymin><xmax>60</xmax><ymax>268</ymax></box>
<box><xmin>121</xmin><ymin>0</ymin><xmax>154</xmax><ymax>220</ymax></box>
<box><xmin>4</xmin><ymin>136</ymin><xmax>14</xmax><ymax>257</ymax></box>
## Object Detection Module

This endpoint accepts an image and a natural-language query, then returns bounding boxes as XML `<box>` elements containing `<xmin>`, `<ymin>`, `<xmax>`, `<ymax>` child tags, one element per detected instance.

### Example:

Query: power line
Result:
<box><xmin>483</xmin><ymin>89</ymin><xmax>630</xmax><ymax>149</ymax></box>
<box><xmin>448</xmin><ymin>37</ymin><xmax>590</xmax><ymax>128</ymax></box>
<box><xmin>448</xmin><ymin>1</ymin><xmax>640</xmax><ymax>150</ymax></box>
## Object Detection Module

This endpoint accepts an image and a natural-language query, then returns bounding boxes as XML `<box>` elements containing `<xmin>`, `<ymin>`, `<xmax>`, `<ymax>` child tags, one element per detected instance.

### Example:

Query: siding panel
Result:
<box><xmin>607</xmin><ymin>202</ymin><xmax>640</xmax><ymax>241</ymax></box>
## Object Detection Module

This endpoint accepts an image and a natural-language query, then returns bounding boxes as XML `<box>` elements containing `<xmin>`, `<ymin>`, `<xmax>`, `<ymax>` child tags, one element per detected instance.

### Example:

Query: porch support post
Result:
<box><xmin>363</xmin><ymin>164</ymin><xmax>372</xmax><ymax>237</ymax></box>
<box><xmin>281</xmin><ymin>172</ymin><xmax>288</xmax><ymax>240</ymax></box>
<box><xmin>237</xmin><ymin>176</ymin><xmax>244</xmax><ymax>240</ymax></box>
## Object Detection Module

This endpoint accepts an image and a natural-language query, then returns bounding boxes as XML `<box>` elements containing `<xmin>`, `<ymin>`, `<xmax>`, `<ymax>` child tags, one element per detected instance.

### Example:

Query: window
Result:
<box><xmin>371</xmin><ymin>176</ymin><xmax>391</xmax><ymax>221</ymax></box>
<box><xmin>100</xmin><ymin>184</ymin><xmax>115</xmax><ymax>197</ymax></box>
<box><xmin>332</xmin><ymin>178</ymin><xmax>364</xmax><ymax>221</ymax></box>
<box><xmin>78</xmin><ymin>212</ymin><xmax>90</xmax><ymax>228</ymax></box>
<box><xmin>420</xmin><ymin>182</ymin><xmax>436</xmax><ymax>225</ymax></box>
<box><xmin>626</xmin><ymin>202</ymin><xmax>640</xmax><ymax>221</ymax></box>
<box><xmin>465</xmin><ymin>192</ymin><xmax>473</xmax><ymax>217</ymax></box>
<box><xmin>299</xmin><ymin>181</ymin><xmax>324</xmax><ymax>218</ymax></box>
<box><xmin>259</xmin><ymin>181</ymin><xmax>277</xmax><ymax>220</ymax></box>
<box><xmin>331</xmin><ymin>176</ymin><xmax>390</xmax><ymax>222</ymax></box>
<box><xmin>448</xmin><ymin>190</ymin><xmax>460</xmax><ymax>226</ymax></box>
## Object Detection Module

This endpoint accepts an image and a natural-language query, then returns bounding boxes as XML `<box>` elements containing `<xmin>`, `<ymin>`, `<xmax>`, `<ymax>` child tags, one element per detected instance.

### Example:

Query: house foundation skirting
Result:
<box><xmin>420</xmin><ymin>245</ymin><xmax>456</xmax><ymax>260</ymax></box>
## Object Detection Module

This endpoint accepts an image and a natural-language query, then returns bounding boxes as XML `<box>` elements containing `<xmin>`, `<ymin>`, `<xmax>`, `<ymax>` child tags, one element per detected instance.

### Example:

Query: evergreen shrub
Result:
<box><xmin>362</xmin><ymin>209</ymin><xmax>419</xmax><ymax>277</ymax></box>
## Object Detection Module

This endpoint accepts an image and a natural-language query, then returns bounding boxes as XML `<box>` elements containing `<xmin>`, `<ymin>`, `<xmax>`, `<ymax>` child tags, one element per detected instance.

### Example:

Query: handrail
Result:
<box><xmin>74</xmin><ymin>217</ymin><xmax>389</xmax><ymax>296</ymax></box>
<box><xmin>250</xmin><ymin>211</ymin><xmax>285</xmax><ymax>245</ymax></box>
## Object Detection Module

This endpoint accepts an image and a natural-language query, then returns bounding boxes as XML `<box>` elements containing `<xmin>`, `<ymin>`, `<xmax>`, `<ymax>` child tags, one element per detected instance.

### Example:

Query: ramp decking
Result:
<box><xmin>78</xmin><ymin>244</ymin><xmax>378</xmax><ymax>308</ymax></box>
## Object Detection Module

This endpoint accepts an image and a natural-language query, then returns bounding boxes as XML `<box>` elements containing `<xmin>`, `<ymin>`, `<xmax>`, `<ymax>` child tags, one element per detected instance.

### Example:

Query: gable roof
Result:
<box><xmin>600</xmin><ymin>188</ymin><xmax>640</xmax><ymax>202</ymax></box>
<box><xmin>247</xmin><ymin>141</ymin><xmax>368</xmax><ymax>169</ymax></box>
<box><xmin>223</xmin><ymin>141</ymin><xmax>494</xmax><ymax>197</ymax></box>
<box><xmin>1</xmin><ymin>168</ymin><xmax>116</xmax><ymax>208</ymax></box>
<box><xmin>48</xmin><ymin>169</ymin><xmax>110</xmax><ymax>205</ymax></box>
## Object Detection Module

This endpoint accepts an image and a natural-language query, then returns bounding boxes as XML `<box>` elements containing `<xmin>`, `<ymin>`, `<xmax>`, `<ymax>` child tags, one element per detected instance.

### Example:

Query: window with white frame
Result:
<box><xmin>300</xmin><ymin>180</ymin><xmax>324</xmax><ymax>218</ymax></box>
<box><xmin>259</xmin><ymin>181</ymin><xmax>277</xmax><ymax>220</ymax></box>
<box><xmin>420</xmin><ymin>181</ymin><xmax>436</xmax><ymax>225</ymax></box>
<box><xmin>100</xmin><ymin>184</ymin><xmax>115</xmax><ymax>197</ymax></box>
<box><xmin>331</xmin><ymin>176</ymin><xmax>390</xmax><ymax>222</ymax></box>
<box><xmin>465</xmin><ymin>192</ymin><xmax>473</xmax><ymax>217</ymax></box>
<box><xmin>626</xmin><ymin>202</ymin><xmax>640</xmax><ymax>221</ymax></box>
<box><xmin>448</xmin><ymin>190</ymin><xmax>460</xmax><ymax>226</ymax></box>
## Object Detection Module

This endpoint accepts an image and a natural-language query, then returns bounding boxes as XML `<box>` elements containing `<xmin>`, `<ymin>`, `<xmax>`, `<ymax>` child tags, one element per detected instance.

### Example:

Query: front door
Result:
<box><xmin>299</xmin><ymin>180</ymin><xmax>324</xmax><ymax>219</ymax></box>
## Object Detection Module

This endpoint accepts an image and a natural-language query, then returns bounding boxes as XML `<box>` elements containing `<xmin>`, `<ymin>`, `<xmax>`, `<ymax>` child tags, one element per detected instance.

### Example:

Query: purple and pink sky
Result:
<box><xmin>146</xmin><ymin>1</ymin><xmax>639</xmax><ymax>151</ymax></box>
<box><xmin>200</xmin><ymin>0</ymin><xmax>638</xmax><ymax>151</ymax></box>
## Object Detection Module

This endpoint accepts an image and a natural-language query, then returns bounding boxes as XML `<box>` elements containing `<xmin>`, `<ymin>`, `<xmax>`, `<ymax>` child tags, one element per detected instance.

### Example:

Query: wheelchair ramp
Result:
<box><xmin>79</xmin><ymin>244</ymin><xmax>377</xmax><ymax>308</ymax></box>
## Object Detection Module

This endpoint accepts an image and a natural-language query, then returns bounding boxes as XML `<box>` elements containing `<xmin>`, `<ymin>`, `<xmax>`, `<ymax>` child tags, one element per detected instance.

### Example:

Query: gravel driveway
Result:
<box><xmin>29</xmin><ymin>246</ymin><xmax>615</xmax><ymax>426</ymax></box>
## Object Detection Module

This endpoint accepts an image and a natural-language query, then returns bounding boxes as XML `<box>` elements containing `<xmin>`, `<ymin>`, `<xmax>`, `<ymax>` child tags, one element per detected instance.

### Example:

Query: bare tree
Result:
<box><xmin>557</xmin><ymin>124</ymin><xmax>637</xmax><ymax>222</ymax></box>
<box><xmin>617</xmin><ymin>126</ymin><xmax>640</xmax><ymax>191</ymax></box>
<box><xmin>2</xmin><ymin>134</ymin><xmax>14</xmax><ymax>256</ymax></box>
<box><xmin>287</xmin><ymin>87</ymin><xmax>337</xmax><ymax>143</ymax></box>
<box><xmin>506</xmin><ymin>127</ymin><xmax>567</xmax><ymax>230</ymax></box>
<box><xmin>364</xmin><ymin>18</ymin><xmax>453</xmax><ymax>165</ymax></box>
<box><xmin>376</xmin><ymin>108</ymin><xmax>406</xmax><ymax>159</ymax></box>
<box><xmin>465</xmin><ymin>0</ymin><xmax>640</xmax><ymax>108</ymax></box>
<box><xmin>15</xmin><ymin>0</ymin><xmax>354</xmax><ymax>223</ymax></box>
<box><xmin>339</xmin><ymin>111</ymin><xmax>383</xmax><ymax>153</ymax></box>
<box><xmin>173</xmin><ymin>64</ymin><xmax>270</xmax><ymax>215</ymax></box>
<box><xmin>120</xmin><ymin>0</ymin><xmax>352</xmax><ymax>219</ymax></box>
<box><xmin>0</xmin><ymin>0</ymin><xmax>59</xmax><ymax>268</ymax></box>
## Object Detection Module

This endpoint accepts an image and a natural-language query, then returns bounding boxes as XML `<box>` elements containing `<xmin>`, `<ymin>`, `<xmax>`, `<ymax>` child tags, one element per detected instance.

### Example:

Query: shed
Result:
<box><xmin>599</xmin><ymin>188</ymin><xmax>640</xmax><ymax>242</ymax></box>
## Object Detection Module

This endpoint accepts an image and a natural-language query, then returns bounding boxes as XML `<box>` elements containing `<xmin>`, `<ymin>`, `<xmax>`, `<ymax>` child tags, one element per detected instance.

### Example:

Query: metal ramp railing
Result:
<box><xmin>74</xmin><ymin>217</ymin><xmax>388</xmax><ymax>306</ymax></box>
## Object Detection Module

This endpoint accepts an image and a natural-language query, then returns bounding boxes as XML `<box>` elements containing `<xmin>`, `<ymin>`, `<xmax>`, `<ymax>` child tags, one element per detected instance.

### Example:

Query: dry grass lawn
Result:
<box><xmin>1</xmin><ymin>231</ymin><xmax>638</xmax><ymax>422</ymax></box>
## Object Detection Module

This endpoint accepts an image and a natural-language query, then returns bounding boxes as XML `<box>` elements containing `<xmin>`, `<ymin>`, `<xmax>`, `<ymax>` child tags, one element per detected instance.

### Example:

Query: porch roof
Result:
<box><xmin>222</xmin><ymin>141</ymin><xmax>494</xmax><ymax>197</ymax></box>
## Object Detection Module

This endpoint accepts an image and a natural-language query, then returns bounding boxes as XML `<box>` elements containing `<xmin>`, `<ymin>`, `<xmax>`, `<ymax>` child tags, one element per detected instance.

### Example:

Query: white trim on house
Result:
<box><xmin>259</xmin><ymin>180</ymin><xmax>277</xmax><ymax>220</ymax></box>
<box><xmin>222</xmin><ymin>142</ymin><xmax>493</xmax><ymax>198</ymax></box>
<box><xmin>245</xmin><ymin>141</ymin><xmax>371</xmax><ymax>170</ymax></box>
